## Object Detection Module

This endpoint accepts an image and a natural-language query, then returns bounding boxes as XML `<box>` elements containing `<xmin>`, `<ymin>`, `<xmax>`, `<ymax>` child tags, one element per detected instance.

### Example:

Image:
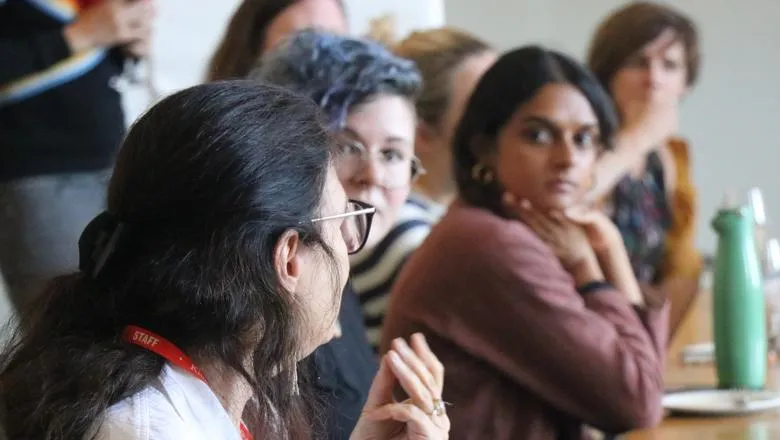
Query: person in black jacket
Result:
<box><xmin>0</xmin><ymin>0</ymin><xmax>154</xmax><ymax>316</ymax></box>
<box><xmin>305</xmin><ymin>282</ymin><xmax>378</xmax><ymax>439</ymax></box>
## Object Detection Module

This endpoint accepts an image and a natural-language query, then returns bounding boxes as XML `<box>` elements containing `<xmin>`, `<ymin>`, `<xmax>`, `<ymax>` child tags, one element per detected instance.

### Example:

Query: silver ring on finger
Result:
<box><xmin>429</xmin><ymin>397</ymin><xmax>446</xmax><ymax>417</ymax></box>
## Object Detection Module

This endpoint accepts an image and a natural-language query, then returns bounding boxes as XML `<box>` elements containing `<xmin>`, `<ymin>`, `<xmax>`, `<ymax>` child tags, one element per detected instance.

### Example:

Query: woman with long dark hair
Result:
<box><xmin>0</xmin><ymin>81</ymin><xmax>449</xmax><ymax>440</ymax></box>
<box><xmin>382</xmin><ymin>46</ymin><xmax>668</xmax><ymax>439</ymax></box>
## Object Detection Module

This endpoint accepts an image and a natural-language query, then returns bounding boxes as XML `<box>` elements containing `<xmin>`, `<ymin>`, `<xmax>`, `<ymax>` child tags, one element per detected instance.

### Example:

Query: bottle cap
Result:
<box><xmin>721</xmin><ymin>190</ymin><xmax>740</xmax><ymax>210</ymax></box>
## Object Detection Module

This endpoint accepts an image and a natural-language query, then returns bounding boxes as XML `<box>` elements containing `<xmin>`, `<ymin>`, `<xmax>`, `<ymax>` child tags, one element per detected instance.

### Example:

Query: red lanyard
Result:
<box><xmin>122</xmin><ymin>325</ymin><xmax>253</xmax><ymax>440</ymax></box>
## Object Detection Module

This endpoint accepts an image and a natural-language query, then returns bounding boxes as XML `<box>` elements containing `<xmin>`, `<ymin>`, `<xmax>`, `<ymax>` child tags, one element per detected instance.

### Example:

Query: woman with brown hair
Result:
<box><xmin>206</xmin><ymin>0</ymin><xmax>347</xmax><ymax>80</ymax></box>
<box><xmin>586</xmin><ymin>1</ymin><xmax>703</xmax><ymax>335</ymax></box>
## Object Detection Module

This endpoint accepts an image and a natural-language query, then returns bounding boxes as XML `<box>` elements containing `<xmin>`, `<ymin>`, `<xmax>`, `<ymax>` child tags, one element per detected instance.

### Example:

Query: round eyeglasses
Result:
<box><xmin>310</xmin><ymin>200</ymin><xmax>376</xmax><ymax>254</ymax></box>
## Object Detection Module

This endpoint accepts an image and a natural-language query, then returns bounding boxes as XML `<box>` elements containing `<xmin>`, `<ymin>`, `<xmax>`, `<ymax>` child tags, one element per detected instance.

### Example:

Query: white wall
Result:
<box><xmin>445</xmin><ymin>0</ymin><xmax>780</xmax><ymax>254</ymax></box>
<box><xmin>345</xmin><ymin>0</ymin><xmax>445</xmax><ymax>38</ymax></box>
<box><xmin>122</xmin><ymin>0</ymin><xmax>445</xmax><ymax>122</ymax></box>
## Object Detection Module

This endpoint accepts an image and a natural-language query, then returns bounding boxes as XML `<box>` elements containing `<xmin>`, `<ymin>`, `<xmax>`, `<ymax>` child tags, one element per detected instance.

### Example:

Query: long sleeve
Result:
<box><xmin>427</xmin><ymin>222</ymin><xmax>668</xmax><ymax>433</ymax></box>
<box><xmin>0</xmin><ymin>30</ymin><xmax>73</xmax><ymax>87</ymax></box>
<box><xmin>0</xmin><ymin>4</ymin><xmax>125</xmax><ymax>182</ymax></box>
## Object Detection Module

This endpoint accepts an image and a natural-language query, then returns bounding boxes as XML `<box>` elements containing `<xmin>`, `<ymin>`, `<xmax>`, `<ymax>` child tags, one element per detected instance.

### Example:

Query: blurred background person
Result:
<box><xmin>586</xmin><ymin>1</ymin><xmax>703</xmax><ymax>335</ymax></box>
<box><xmin>207</xmin><ymin>0</ymin><xmax>347</xmax><ymax>81</ymax></box>
<box><xmin>393</xmin><ymin>27</ymin><xmax>495</xmax><ymax>219</ymax></box>
<box><xmin>0</xmin><ymin>0</ymin><xmax>155</xmax><ymax>316</ymax></box>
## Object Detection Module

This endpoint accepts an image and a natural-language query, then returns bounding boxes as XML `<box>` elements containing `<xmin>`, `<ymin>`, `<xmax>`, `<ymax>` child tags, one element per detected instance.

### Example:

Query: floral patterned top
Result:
<box><xmin>609</xmin><ymin>152</ymin><xmax>672</xmax><ymax>284</ymax></box>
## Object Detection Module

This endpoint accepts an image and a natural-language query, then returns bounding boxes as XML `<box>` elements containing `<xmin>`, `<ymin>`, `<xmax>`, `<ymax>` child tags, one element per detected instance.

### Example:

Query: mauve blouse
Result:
<box><xmin>381</xmin><ymin>201</ymin><xmax>669</xmax><ymax>440</ymax></box>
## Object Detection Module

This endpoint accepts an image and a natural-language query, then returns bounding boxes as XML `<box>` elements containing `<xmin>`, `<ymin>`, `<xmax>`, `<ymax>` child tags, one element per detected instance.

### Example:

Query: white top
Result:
<box><xmin>93</xmin><ymin>364</ymin><xmax>242</xmax><ymax>440</ymax></box>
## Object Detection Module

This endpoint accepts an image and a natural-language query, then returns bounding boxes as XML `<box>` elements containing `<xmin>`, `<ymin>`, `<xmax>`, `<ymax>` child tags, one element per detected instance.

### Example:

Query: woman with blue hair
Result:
<box><xmin>251</xmin><ymin>29</ymin><xmax>424</xmax><ymax>439</ymax></box>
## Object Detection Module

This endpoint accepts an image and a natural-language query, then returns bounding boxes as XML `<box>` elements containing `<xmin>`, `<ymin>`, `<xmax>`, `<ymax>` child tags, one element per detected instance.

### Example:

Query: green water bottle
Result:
<box><xmin>712</xmin><ymin>203</ymin><xmax>767</xmax><ymax>389</ymax></box>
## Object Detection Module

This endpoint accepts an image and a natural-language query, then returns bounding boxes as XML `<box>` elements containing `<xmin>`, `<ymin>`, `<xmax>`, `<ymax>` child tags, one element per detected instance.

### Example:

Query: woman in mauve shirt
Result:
<box><xmin>381</xmin><ymin>46</ymin><xmax>669</xmax><ymax>440</ymax></box>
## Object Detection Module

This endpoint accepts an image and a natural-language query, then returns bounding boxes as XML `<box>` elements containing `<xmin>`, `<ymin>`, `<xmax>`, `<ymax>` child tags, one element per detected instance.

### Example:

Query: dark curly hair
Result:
<box><xmin>252</xmin><ymin>29</ymin><xmax>422</xmax><ymax>129</ymax></box>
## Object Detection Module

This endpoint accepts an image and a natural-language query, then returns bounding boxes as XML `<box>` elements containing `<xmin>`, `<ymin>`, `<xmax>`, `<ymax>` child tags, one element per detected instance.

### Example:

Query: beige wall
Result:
<box><xmin>444</xmin><ymin>0</ymin><xmax>780</xmax><ymax>254</ymax></box>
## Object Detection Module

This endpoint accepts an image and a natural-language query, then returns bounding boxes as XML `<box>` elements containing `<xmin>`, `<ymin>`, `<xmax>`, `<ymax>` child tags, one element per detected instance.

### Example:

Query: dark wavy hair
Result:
<box><xmin>453</xmin><ymin>45</ymin><xmax>618</xmax><ymax>214</ymax></box>
<box><xmin>207</xmin><ymin>0</ymin><xmax>347</xmax><ymax>81</ymax></box>
<box><xmin>252</xmin><ymin>29</ymin><xmax>422</xmax><ymax>129</ymax></box>
<box><xmin>0</xmin><ymin>81</ymin><xmax>337</xmax><ymax>439</ymax></box>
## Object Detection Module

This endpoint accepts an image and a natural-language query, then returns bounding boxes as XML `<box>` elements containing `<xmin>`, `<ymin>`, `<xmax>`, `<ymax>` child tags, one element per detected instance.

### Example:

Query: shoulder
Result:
<box><xmin>387</xmin><ymin>203</ymin><xmax>586</xmax><ymax>330</ymax></box>
<box><xmin>95</xmin><ymin>380</ymin><xmax>188</xmax><ymax>440</ymax></box>
<box><xmin>658</xmin><ymin>137</ymin><xmax>694</xmax><ymax>195</ymax></box>
<box><xmin>413</xmin><ymin>201</ymin><xmax>564</xmax><ymax>282</ymax></box>
<box><xmin>95</xmin><ymin>365</ymin><xmax>236</xmax><ymax>440</ymax></box>
<box><xmin>387</xmin><ymin>215</ymin><xmax>433</xmax><ymax>252</ymax></box>
<box><xmin>662</xmin><ymin>138</ymin><xmax>699</xmax><ymax>231</ymax></box>
<box><xmin>350</xmin><ymin>211</ymin><xmax>432</xmax><ymax>278</ymax></box>
<box><xmin>439</xmin><ymin>202</ymin><xmax>547</xmax><ymax>250</ymax></box>
<box><xmin>662</xmin><ymin>137</ymin><xmax>696</xmax><ymax>202</ymax></box>
<box><xmin>667</xmin><ymin>137</ymin><xmax>692</xmax><ymax>164</ymax></box>
<box><xmin>404</xmin><ymin>193</ymin><xmax>447</xmax><ymax>222</ymax></box>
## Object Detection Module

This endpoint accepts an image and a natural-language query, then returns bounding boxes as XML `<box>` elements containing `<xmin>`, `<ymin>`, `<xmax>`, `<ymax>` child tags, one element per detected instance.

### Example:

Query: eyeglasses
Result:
<box><xmin>335</xmin><ymin>139</ymin><xmax>426</xmax><ymax>189</ymax></box>
<box><xmin>310</xmin><ymin>200</ymin><xmax>376</xmax><ymax>254</ymax></box>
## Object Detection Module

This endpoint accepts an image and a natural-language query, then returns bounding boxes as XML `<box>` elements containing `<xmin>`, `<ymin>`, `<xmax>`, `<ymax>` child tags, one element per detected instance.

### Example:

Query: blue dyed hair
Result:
<box><xmin>252</xmin><ymin>29</ymin><xmax>422</xmax><ymax>129</ymax></box>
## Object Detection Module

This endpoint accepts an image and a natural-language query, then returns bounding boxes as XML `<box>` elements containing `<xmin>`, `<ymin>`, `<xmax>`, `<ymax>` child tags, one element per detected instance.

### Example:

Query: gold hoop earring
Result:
<box><xmin>471</xmin><ymin>163</ymin><xmax>494</xmax><ymax>185</ymax></box>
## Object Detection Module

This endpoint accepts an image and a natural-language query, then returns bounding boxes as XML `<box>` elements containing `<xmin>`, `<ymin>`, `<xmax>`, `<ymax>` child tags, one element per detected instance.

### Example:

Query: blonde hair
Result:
<box><xmin>365</xmin><ymin>14</ymin><xmax>397</xmax><ymax>47</ymax></box>
<box><xmin>393</xmin><ymin>27</ymin><xmax>491</xmax><ymax>127</ymax></box>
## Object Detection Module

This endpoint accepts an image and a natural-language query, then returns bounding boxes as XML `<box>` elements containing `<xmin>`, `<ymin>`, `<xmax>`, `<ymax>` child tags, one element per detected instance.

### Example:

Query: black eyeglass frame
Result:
<box><xmin>309</xmin><ymin>199</ymin><xmax>376</xmax><ymax>254</ymax></box>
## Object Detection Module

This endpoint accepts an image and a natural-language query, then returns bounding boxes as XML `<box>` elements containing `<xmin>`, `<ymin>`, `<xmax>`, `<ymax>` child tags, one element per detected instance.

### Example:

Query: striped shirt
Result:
<box><xmin>350</xmin><ymin>193</ymin><xmax>445</xmax><ymax>349</ymax></box>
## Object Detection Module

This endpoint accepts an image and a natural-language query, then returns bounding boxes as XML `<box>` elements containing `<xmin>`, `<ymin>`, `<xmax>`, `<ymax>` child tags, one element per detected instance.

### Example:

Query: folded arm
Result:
<box><xmin>442</xmin><ymin>229</ymin><xmax>668</xmax><ymax>432</ymax></box>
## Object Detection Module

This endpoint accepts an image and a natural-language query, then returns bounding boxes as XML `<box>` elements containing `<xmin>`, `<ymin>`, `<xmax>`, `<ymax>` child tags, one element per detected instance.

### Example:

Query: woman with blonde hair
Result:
<box><xmin>350</xmin><ymin>27</ymin><xmax>497</xmax><ymax>350</ymax></box>
<box><xmin>585</xmin><ymin>2</ymin><xmax>703</xmax><ymax>335</ymax></box>
<box><xmin>394</xmin><ymin>27</ymin><xmax>496</xmax><ymax>218</ymax></box>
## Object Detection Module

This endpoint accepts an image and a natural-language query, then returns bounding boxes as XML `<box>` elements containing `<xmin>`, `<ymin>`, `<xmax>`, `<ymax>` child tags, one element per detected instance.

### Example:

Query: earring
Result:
<box><xmin>471</xmin><ymin>163</ymin><xmax>495</xmax><ymax>185</ymax></box>
<box><xmin>291</xmin><ymin>367</ymin><xmax>300</xmax><ymax>396</ymax></box>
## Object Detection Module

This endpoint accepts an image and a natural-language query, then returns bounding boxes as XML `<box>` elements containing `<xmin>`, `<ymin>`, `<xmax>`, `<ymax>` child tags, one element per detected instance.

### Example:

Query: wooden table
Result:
<box><xmin>627</xmin><ymin>290</ymin><xmax>780</xmax><ymax>439</ymax></box>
